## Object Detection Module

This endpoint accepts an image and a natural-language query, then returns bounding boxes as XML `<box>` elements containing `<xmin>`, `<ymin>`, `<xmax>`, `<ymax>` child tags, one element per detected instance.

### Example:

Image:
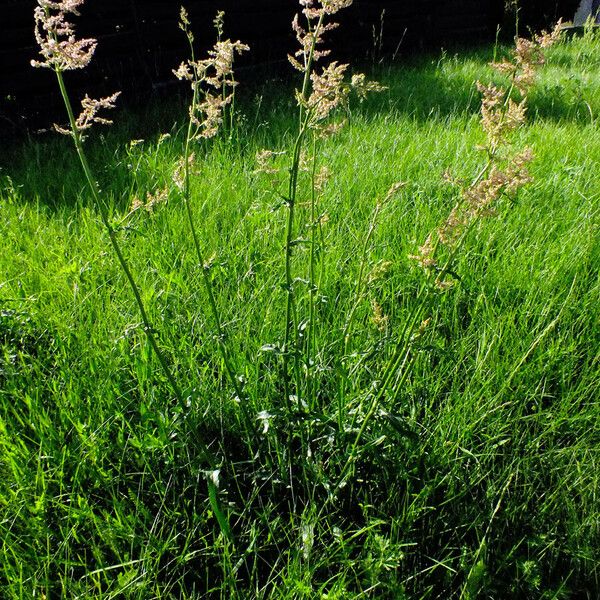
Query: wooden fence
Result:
<box><xmin>0</xmin><ymin>0</ymin><xmax>576</xmax><ymax>133</ymax></box>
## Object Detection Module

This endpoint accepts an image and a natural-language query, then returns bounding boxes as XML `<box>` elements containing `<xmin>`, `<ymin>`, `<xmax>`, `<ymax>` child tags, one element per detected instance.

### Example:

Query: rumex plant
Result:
<box><xmin>261</xmin><ymin>0</ymin><xmax>385</xmax><ymax>414</ymax></box>
<box><xmin>173</xmin><ymin>8</ymin><xmax>249</xmax><ymax>141</ymax></box>
<box><xmin>26</xmin><ymin>0</ymin><xmax>579</xmax><ymax>596</ymax></box>
<box><xmin>173</xmin><ymin>7</ymin><xmax>249</xmax><ymax>417</ymax></box>
<box><xmin>31</xmin><ymin>1</ymin><xmax>183</xmax><ymax>402</ymax></box>
<box><xmin>31</xmin><ymin>0</ymin><xmax>254</xmax><ymax>548</ymax></box>
<box><xmin>253</xmin><ymin>0</ymin><xmax>395</xmax><ymax>504</ymax></box>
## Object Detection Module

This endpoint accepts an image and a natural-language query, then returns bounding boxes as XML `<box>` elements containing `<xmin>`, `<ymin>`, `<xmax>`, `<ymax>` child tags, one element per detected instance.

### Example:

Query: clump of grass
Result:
<box><xmin>0</xmin><ymin>3</ymin><xmax>598</xmax><ymax>598</ymax></box>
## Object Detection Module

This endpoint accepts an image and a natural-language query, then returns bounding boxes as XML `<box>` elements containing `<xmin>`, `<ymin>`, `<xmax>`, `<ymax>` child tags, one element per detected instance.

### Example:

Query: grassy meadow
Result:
<box><xmin>1</xmin><ymin>22</ymin><xmax>599</xmax><ymax>600</ymax></box>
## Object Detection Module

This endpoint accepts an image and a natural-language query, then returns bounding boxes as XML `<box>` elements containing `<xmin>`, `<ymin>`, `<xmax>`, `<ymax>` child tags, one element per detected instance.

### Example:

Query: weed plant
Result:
<box><xmin>0</xmin><ymin>1</ymin><xmax>599</xmax><ymax>598</ymax></box>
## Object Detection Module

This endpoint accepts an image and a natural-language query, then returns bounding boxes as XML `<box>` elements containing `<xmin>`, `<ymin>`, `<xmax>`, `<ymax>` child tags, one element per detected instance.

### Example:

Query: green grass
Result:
<box><xmin>1</xmin><ymin>30</ymin><xmax>599</xmax><ymax>599</ymax></box>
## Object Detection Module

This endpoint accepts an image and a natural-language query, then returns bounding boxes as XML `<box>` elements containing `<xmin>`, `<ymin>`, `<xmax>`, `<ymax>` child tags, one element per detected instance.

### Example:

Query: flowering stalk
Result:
<box><xmin>32</xmin><ymin>0</ymin><xmax>185</xmax><ymax>404</ymax></box>
<box><xmin>282</xmin><ymin>0</ymin><xmax>384</xmax><ymax>411</ymax></box>
<box><xmin>306</xmin><ymin>136</ymin><xmax>319</xmax><ymax>411</ymax></box>
<box><xmin>409</xmin><ymin>22</ymin><xmax>563</xmax><ymax>290</ymax></box>
<box><xmin>174</xmin><ymin>8</ymin><xmax>250</xmax><ymax>414</ymax></box>
<box><xmin>331</xmin><ymin>23</ymin><xmax>564</xmax><ymax>497</ymax></box>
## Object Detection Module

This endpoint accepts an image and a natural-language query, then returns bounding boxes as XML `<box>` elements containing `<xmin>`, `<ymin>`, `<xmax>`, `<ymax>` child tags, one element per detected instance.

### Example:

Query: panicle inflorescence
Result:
<box><xmin>490</xmin><ymin>20</ymin><xmax>563</xmax><ymax>94</ymax></box>
<box><xmin>174</xmin><ymin>8</ymin><xmax>249</xmax><ymax>140</ymax></box>
<box><xmin>54</xmin><ymin>92</ymin><xmax>121</xmax><ymax>136</ymax></box>
<box><xmin>409</xmin><ymin>23</ymin><xmax>563</xmax><ymax>289</ymax></box>
<box><xmin>370</xmin><ymin>299</ymin><xmax>388</xmax><ymax>332</ymax></box>
<box><xmin>307</xmin><ymin>61</ymin><xmax>349</xmax><ymax>122</ymax></box>
<box><xmin>32</xmin><ymin>0</ymin><xmax>120</xmax><ymax>138</ymax></box>
<box><xmin>173</xmin><ymin>152</ymin><xmax>196</xmax><ymax>191</ymax></box>
<box><xmin>32</xmin><ymin>0</ymin><xmax>96</xmax><ymax>71</ymax></box>
<box><xmin>477</xmin><ymin>83</ymin><xmax>528</xmax><ymax>150</ymax></box>
<box><xmin>289</xmin><ymin>0</ymin><xmax>384</xmax><ymax>136</ymax></box>
<box><xmin>289</xmin><ymin>0</ymin><xmax>353</xmax><ymax>72</ymax></box>
<box><xmin>130</xmin><ymin>186</ymin><xmax>169</xmax><ymax>214</ymax></box>
<box><xmin>255</xmin><ymin>149</ymin><xmax>286</xmax><ymax>176</ymax></box>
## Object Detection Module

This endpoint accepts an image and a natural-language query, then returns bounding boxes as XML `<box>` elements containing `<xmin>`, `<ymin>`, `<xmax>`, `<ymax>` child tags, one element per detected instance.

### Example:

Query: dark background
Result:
<box><xmin>0</xmin><ymin>0</ymin><xmax>580</xmax><ymax>135</ymax></box>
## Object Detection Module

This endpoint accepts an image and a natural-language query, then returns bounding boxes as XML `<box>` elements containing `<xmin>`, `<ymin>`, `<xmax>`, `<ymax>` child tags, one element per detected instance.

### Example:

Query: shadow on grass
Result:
<box><xmin>362</xmin><ymin>44</ymin><xmax>599</xmax><ymax>124</ymax></box>
<box><xmin>1</xmin><ymin>42</ymin><xmax>597</xmax><ymax>210</ymax></box>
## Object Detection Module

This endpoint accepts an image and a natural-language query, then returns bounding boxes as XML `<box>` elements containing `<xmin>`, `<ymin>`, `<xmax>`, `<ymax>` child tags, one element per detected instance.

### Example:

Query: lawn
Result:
<box><xmin>0</xmin><ymin>16</ymin><xmax>599</xmax><ymax>600</ymax></box>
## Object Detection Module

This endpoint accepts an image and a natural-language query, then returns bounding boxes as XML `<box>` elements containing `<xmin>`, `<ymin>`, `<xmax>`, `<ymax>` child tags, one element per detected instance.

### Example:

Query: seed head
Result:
<box><xmin>314</xmin><ymin>165</ymin><xmax>332</xmax><ymax>192</ymax></box>
<box><xmin>54</xmin><ymin>92</ymin><xmax>121</xmax><ymax>138</ymax></box>
<box><xmin>535</xmin><ymin>19</ymin><xmax>563</xmax><ymax>49</ymax></box>
<box><xmin>32</xmin><ymin>0</ymin><xmax>97</xmax><ymax>71</ymax></box>
<box><xmin>290</xmin><ymin>0</ymin><xmax>353</xmax><ymax>72</ymax></box>
<box><xmin>371</xmin><ymin>299</ymin><xmax>389</xmax><ymax>332</ymax></box>
<box><xmin>410</xmin><ymin>20</ymin><xmax>559</xmax><ymax>288</ymax></box>
<box><xmin>307</xmin><ymin>61</ymin><xmax>349</xmax><ymax>123</ymax></box>
<box><xmin>408</xmin><ymin>233</ymin><xmax>437</xmax><ymax>270</ymax></box>
<box><xmin>351</xmin><ymin>73</ymin><xmax>387</xmax><ymax>99</ymax></box>
<box><xmin>174</xmin><ymin>9</ymin><xmax>249</xmax><ymax>141</ymax></box>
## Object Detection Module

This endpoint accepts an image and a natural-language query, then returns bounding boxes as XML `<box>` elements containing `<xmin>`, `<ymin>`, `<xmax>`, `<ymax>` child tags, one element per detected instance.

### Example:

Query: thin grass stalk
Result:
<box><xmin>54</xmin><ymin>70</ymin><xmax>184</xmax><ymax>406</ymax></box>
<box><xmin>282</xmin><ymin>11</ymin><xmax>325</xmax><ymax>410</ymax></box>
<box><xmin>306</xmin><ymin>133</ymin><xmax>319</xmax><ymax>411</ymax></box>
<box><xmin>341</xmin><ymin>203</ymin><xmax>383</xmax><ymax>353</ymax></box>
<box><xmin>179</xmin><ymin>23</ymin><xmax>249</xmax><ymax>426</ymax></box>
<box><xmin>299</xmin><ymin>12</ymin><xmax>325</xmax><ymax>125</ymax></box>
<box><xmin>337</xmin><ymin>202</ymin><xmax>382</xmax><ymax>428</ymax></box>
<box><xmin>325</xmin><ymin>271</ymin><xmax>441</xmax><ymax>506</ymax></box>
<box><xmin>283</xmin><ymin>124</ymin><xmax>308</xmax><ymax>412</ymax></box>
<box><xmin>182</xmin><ymin>144</ymin><xmax>249</xmax><ymax>423</ymax></box>
<box><xmin>425</xmin><ymin>159</ymin><xmax>492</xmax><ymax>280</ymax></box>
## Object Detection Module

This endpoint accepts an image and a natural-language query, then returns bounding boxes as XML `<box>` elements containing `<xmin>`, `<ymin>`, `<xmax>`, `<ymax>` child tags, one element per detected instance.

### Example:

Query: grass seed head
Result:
<box><xmin>351</xmin><ymin>73</ymin><xmax>387</xmax><ymax>99</ymax></box>
<box><xmin>290</xmin><ymin>0</ymin><xmax>353</xmax><ymax>71</ymax></box>
<box><xmin>53</xmin><ymin>92</ymin><xmax>121</xmax><ymax>137</ymax></box>
<box><xmin>256</xmin><ymin>149</ymin><xmax>285</xmax><ymax>175</ymax></box>
<box><xmin>308</xmin><ymin>62</ymin><xmax>349</xmax><ymax>124</ymax></box>
<box><xmin>314</xmin><ymin>165</ymin><xmax>332</xmax><ymax>192</ymax></box>
<box><xmin>74</xmin><ymin>92</ymin><xmax>121</xmax><ymax>132</ymax></box>
<box><xmin>175</xmin><ymin>9</ymin><xmax>249</xmax><ymax>141</ymax></box>
<box><xmin>32</xmin><ymin>0</ymin><xmax>97</xmax><ymax>71</ymax></box>
<box><xmin>370</xmin><ymin>299</ymin><xmax>389</xmax><ymax>332</ymax></box>
<box><xmin>33</xmin><ymin>0</ymin><xmax>120</xmax><ymax>138</ymax></box>
<box><xmin>409</xmin><ymin>233</ymin><xmax>437</xmax><ymax>270</ymax></box>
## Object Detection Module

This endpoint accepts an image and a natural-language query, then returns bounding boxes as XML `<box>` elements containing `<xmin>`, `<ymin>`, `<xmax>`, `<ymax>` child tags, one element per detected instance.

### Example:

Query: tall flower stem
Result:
<box><xmin>54</xmin><ymin>69</ymin><xmax>184</xmax><ymax>405</ymax></box>
<box><xmin>306</xmin><ymin>134</ymin><xmax>319</xmax><ymax>411</ymax></box>
<box><xmin>282</xmin><ymin>11</ymin><xmax>325</xmax><ymax>411</ymax></box>
<box><xmin>178</xmin><ymin>20</ymin><xmax>250</xmax><ymax>426</ymax></box>
<box><xmin>282</xmin><ymin>120</ymin><xmax>309</xmax><ymax>411</ymax></box>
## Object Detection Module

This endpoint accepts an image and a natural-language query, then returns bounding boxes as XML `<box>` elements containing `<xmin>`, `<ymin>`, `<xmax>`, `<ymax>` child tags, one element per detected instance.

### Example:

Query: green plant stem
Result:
<box><xmin>282</xmin><ymin>11</ymin><xmax>325</xmax><ymax>411</ymax></box>
<box><xmin>181</xmin><ymin>33</ymin><xmax>248</xmax><ymax>424</ymax></box>
<box><xmin>306</xmin><ymin>133</ymin><xmax>319</xmax><ymax>411</ymax></box>
<box><xmin>342</xmin><ymin>203</ymin><xmax>382</xmax><ymax>355</ymax></box>
<box><xmin>430</xmin><ymin>158</ymin><xmax>492</xmax><ymax>283</ymax></box>
<box><xmin>337</xmin><ymin>202</ymin><xmax>382</xmax><ymax>429</ymax></box>
<box><xmin>54</xmin><ymin>69</ymin><xmax>184</xmax><ymax>405</ymax></box>
<box><xmin>282</xmin><ymin>122</ymin><xmax>307</xmax><ymax>413</ymax></box>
